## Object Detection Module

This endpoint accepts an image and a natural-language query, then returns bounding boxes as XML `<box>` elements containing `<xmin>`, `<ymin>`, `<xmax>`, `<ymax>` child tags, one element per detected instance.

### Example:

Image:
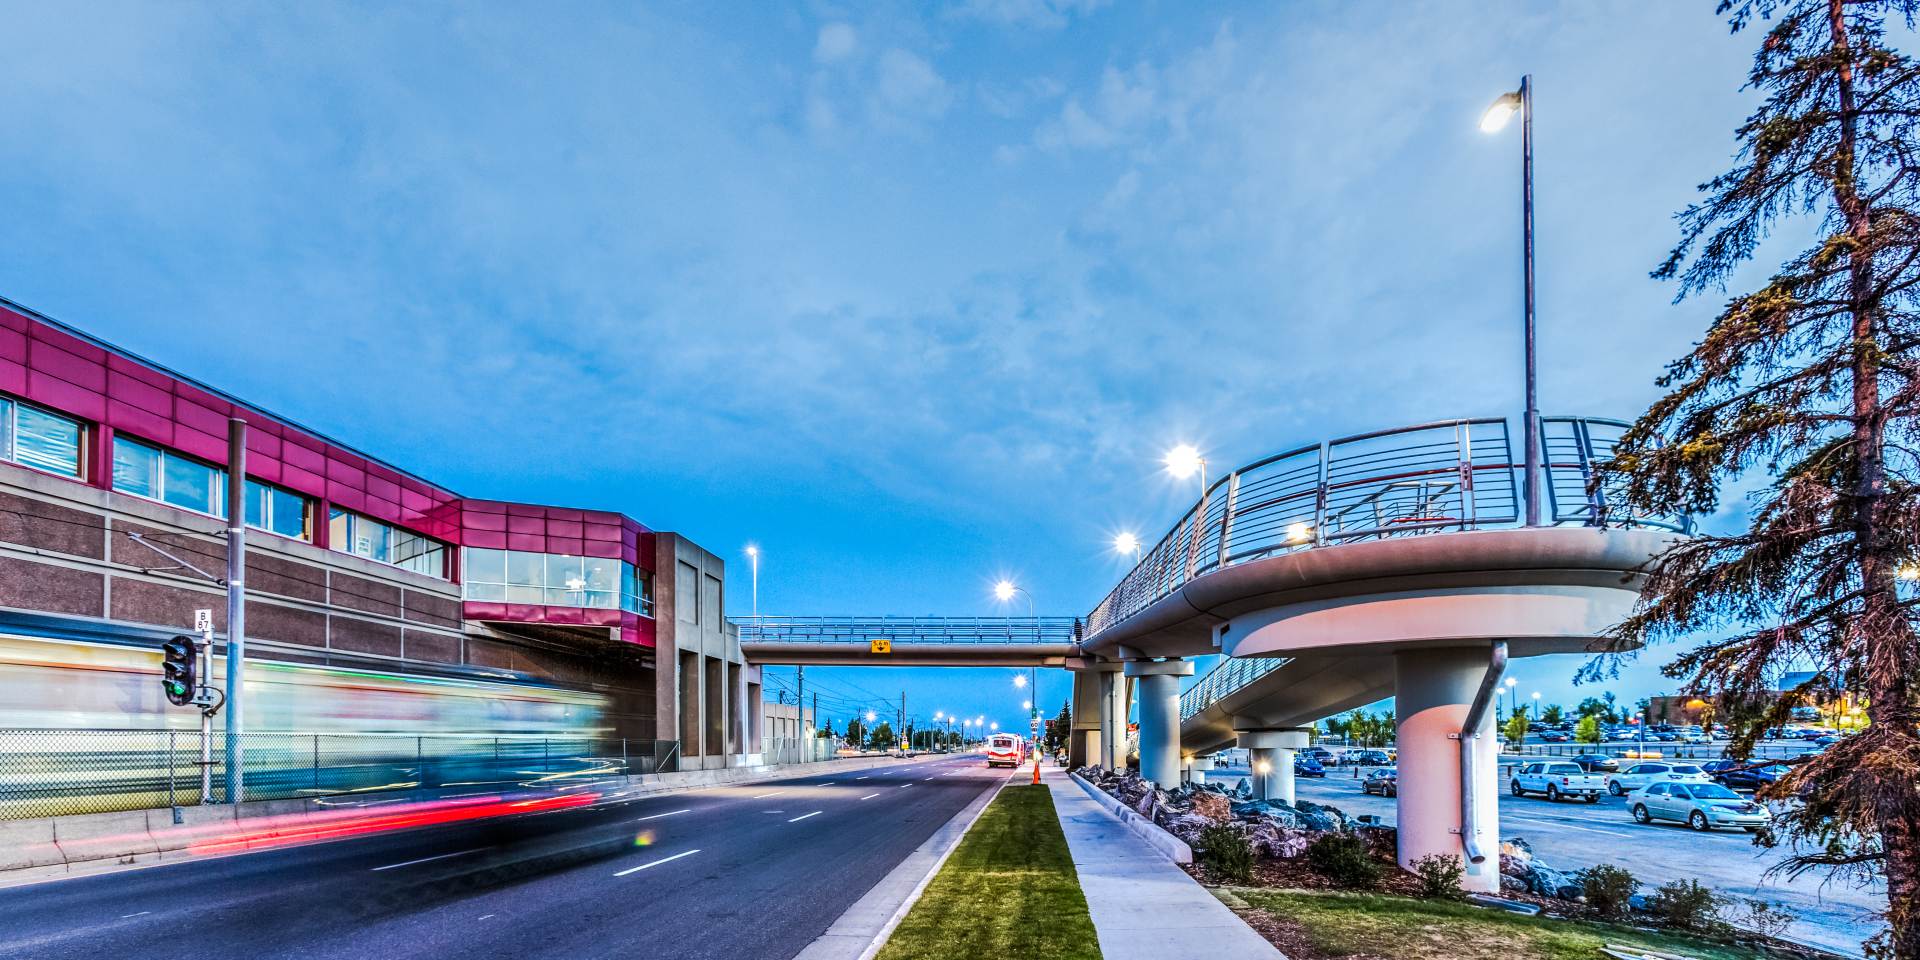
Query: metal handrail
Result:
<box><xmin>1179</xmin><ymin>656</ymin><xmax>1290</xmax><ymax>721</ymax></box>
<box><xmin>1087</xmin><ymin>414</ymin><xmax>1688</xmax><ymax>641</ymax></box>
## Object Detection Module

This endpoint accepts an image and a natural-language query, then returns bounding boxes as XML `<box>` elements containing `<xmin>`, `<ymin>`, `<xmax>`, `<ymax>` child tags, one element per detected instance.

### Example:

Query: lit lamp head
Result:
<box><xmin>1481</xmin><ymin>90</ymin><xmax>1522</xmax><ymax>133</ymax></box>
<box><xmin>1013</xmin><ymin>673</ymin><xmax>1027</xmax><ymax>689</ymax></box>
<box><xmin>745</xmin><ymin>544</ymin><xmax>759</xmax><ymax>558</ymax></box>
<box><xmin>1113</xmin><ymin>531</ymin><xmax>1141</xmax><ymax>556</ymax></box>
<box><xmin>993</xmin><ymin>580</ymin><xmax>1018</xmax><ymax>602</ymax></box>
<box><xmin>1285</xmin><ymin>521</ymin><xmax>1313</xmax><ymax>544</ymax></box>
<box><xmin>1163</xmin><ymin>444</ymin><xmax>1204</xmax><ymax>480</ymax></box>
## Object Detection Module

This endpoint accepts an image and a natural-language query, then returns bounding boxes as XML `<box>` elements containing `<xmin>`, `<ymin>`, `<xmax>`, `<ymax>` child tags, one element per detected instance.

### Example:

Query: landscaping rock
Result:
<box><xmin>1190</xmin><ymin>791</ymin><xmax>1232</xmax><ymax>823</ymax></box>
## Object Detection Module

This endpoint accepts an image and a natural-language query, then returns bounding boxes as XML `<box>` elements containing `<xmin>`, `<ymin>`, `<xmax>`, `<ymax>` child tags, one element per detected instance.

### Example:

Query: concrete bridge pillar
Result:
<box><xmin>1238</xmin><ymin>727</ymin><xmax>1309</xmax><ymax>805</ymax></box>
<box><xmin>1394</xmin><ymin>646</ymin><xmax>1502</xmax><ymax>894</ymax></box>
<box><xmin>1067</xmin><ymin>662</ymin><xmax>1112</xmax><ymax>769</ymax></box>
<box><xmin>1098</xmin><ymin>665</ymin><xmax>1131</xmax><ymax>770</ymax></box>
<box><xmin>1125</xmin><ymin>658</ymin><xmax>1193</xmax><ymax>788</ymax></box>
<box><xmin>1184</xmin><ymin>754</ymin><xmax>1214</xmax><ymax>785</ymax></box>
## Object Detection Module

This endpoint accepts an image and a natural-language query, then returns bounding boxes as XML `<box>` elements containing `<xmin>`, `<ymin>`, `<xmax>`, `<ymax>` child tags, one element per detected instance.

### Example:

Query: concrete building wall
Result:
<box><xmin>651</xmin><ymin>533</ymin><xmax>747</xmax><ymax>770</ymax></box>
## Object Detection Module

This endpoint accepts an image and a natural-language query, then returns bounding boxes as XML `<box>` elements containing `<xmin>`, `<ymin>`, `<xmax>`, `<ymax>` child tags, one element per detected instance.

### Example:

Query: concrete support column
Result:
<box><xmin>1394</xmin><ymin>646</ymin><xmax>1502</xmax><ymax>894</ymax></box>
<box><xmin>1238</xmin><ymin>727</ymin><xmax>1309</xmax><ymax>805</ymax></box>
<box><xmin>1067</xmin><ymin>663</ymin><xmax>1111</xmax><ymax>769</ymax></box>
<box><xmin>1098</xmin><ymin>666</ymin><xmax>1130</xmax><ymax>770</ymax></box>
<box><xmin>1185</xmin><ymin>754</ymin><xmax>1214</xmax><ymax>785</ymax></box>
<box><xmin>1124</xmin><ymin>658</ymin><xmax>1194</xmax><ymax>788</ymax></box>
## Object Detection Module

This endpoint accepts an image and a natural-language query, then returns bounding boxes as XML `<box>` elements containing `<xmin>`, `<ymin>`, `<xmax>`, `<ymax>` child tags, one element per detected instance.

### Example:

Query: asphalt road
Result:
<box><xmin>1213</xmin><ymin>764</ymin><xmax>1884</xmax><ymax>957</ymax></box>
<box><xmin>0</xmin><ymin>756</ymin><xmax>1009</xmax><ymax>960</ymax></box>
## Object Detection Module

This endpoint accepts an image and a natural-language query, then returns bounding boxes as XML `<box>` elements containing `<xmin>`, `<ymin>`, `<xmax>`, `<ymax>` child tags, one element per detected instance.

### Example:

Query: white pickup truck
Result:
<box><xmin>1509</xmin><ymin>760</ymin><xmax>1606</xmax><ymax>802</ymax></box>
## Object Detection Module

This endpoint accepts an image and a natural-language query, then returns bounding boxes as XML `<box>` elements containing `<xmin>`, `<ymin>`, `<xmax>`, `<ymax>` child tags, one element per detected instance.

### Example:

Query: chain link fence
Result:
<box><xmin>0</xmin><ymin>728</ymin><xmax>679</xmax><ymax>820</ymax></box>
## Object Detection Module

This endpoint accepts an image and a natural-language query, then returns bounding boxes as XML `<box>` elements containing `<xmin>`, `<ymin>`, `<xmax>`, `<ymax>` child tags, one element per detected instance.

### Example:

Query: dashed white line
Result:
<box><xmin>788</xmin><ymin>811</ymin><xmax>823</xmax><ymax>823</ymax></box>
<box><xmin>855</xmin><ymin>776</ymin><xmax>870</xmax><ymax>781</ymax></box>
<box><xmin>750</xmin><ymin>791</ymin><xmax>786</xmax><ymax>799</ymax></box>
<box><xmin>898</xmin><ymin>783</ymin><xmax>912</xmax><ymax>789</ymax></box>
<box><xmin>858</xmin><ymin>793</ymin><xmax>881</xmax><ymax>800</ymax></box>
<box><xmin>614</xmin><ymin>849</ymin><xmax>702</xmax><ymax>876</ymax></box>
<box><xmin>635</xmin><ymin>808</ymin><xmax>691</xmax><ymax>822</ymax></box>
<box><xmin>478</xmin><ymin>914</ymin><xmax>495</xmax><ymax>921</ymax></box>
<box><xmin>371</xmin><ymin>849</ymin><xmax>483</xmax><ymax>872</ymax></box>
<box><xmin>119</xmin><ymin>911</ymin><xmax>150</xmax><ymax>919</ymax></box>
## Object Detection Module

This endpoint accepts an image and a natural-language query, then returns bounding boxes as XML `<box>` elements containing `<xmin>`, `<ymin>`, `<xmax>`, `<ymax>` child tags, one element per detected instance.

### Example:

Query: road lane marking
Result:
<box><xmin>119</xmin><ymin>911</ymin><xmax>150</xmax><ymax>919</ymax></box>
<box><xmin>898</xmin><ymin>783</ymin><xmax>912</xmax><ymax>789</ymax></box>
<box><xmin>371</xmin><ymin>849</ymin><xmax>483</xmax><ymax>871</ymax></box>
<box><xmin>615</xmin><ymin>849</ymin><xmax>702</xmax><ymax>876</ymax></box>
<box><xmin>478</xmin><ymin>914</ymin><xmax>495</xmax><ymax>921</ymax></box>
<box><xmin>855</xmin><ymin>776</ymin><xmax>870</xmax><ymax>780</ymax></box>
<box><xmin>788</xmin><ymin>811</ymin><xmax>823</xmax><ymax>823</ymax></box>
<box><xmin>635</xmin><ymin>808</ymin><xmax>691</xmax><ymax>822</ymax></box>
<box><xmin>750</xmin><ymin>791</ymin><xmax>786</xmax><ymax>799</ymax></box>
<box><xmin>859</xmin><ymin>793</ymin><xmax>881</xmax><ymax>800</ymax></box>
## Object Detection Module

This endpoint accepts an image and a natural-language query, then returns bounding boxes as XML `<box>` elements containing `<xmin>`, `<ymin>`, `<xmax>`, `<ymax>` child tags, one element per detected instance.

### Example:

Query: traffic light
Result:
<box><xmin>162</xmin><ymin>635</ymin><xmax>198</xmax><ymax>707</ymax></box>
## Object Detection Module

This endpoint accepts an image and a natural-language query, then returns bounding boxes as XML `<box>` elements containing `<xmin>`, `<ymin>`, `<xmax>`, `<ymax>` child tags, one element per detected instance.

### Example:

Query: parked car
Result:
<box><xmin>1302</xmin><ymin>746</ymin><xmax>1337</xmax><ymax>764</ymax></box>
<box><xmin>1539</xmin><ymin>731</ymin><xmax>1571</xmax><ymax>743</ymax></box>
<box><xmin>1510</xmin><ymin>761</ymin><xmax>1605</xmax><ymax>802</ymax></box>
<box><xmin>1569</xmin><ymin>753</ymin><xmax>1619</xmax><ymax>773</ymax></box>
<box><xmin>1628</xmin><ymin>781</ymin><xmax>1774</xmax><ymax>832</ymax></box>
<box><xmin>1294</xmin><ymin>754</ymin><xmax>1327</xmax><ymax>778</ymax></box>
<box><xmin>1702</xmin><ymin>759</ymin><xmax>1789</xmax><ymax>792</ymax></box>
<box><xmin>1680</xmin><ymin>727</ymin><xmax>1708</xmax><ymax>744</ymax></box>
<box><xmin>1606</xmin><ymin>761</ymin><xmax>1713</xmax><ymax>796</ymax></box>
<box><xmin>1344</xmin><ymin>749</ymin><xmax>1393</xmax><ymax>767</ymax></box>
<box><xmin>1362</xmin><ymin>768</ymin><xmax>1397</xmax><ymax>797</ymax></box>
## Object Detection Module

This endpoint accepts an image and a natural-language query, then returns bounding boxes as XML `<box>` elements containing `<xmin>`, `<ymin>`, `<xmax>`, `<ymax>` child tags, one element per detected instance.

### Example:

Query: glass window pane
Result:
<box><xmin>464</xmin><ymin>548</ymin><xmax>506</xmax><ymax>585</ymax></box>
<box><xmin>162</xmin><ymin>453</ymin><xmax>219</xmax><ymax>515</ymax></box>
<box><xmin>397</xmin><ymin>541</ymin><xmax>443</xmax><ymax>578</ymax></box>
<box><xmin>358</xmin><ymin>520</ymin><xmax>391</xmax><ymax>561</ymax></box>
<box><xmin>244</xmin><ymin>480</ymin><xmax>267</xmax><ymax>529</ymax></box>
<box><xmin>548</xmin><ymin>556</ymin><xmax>584</xmax><ymax>590</ymax></box>
<box><xmin>0</xmin><ymin>397</ymin><xmax>11</xmax><ymax>461</ymax></box>
<box><xmin>465</xmin><ymin>581</ymin><xmax>505</xmax><ymax>602</ymax></box>
<box><xmin>329</xmin><ymin>507</ymin><xmax>349</xmax><ymax>552</ymax></box>
<box><xmin>582</xmin><ymin>557</ymin><xmax>619</xmax><ymax>592</ymax></box>
<box><xmin>505</xmin><ymin>584</ymin><xmax>543</xmax><ymax>604</ymax></box>
<box><xmin>506</xmin><ymin>551</ymin><xmax>544</xmax><ymax>586</ymax></box>
<box><xmin>112</xmin><ymin>438</ymin><xmax>162</xmax><ymax>498</ymax></box>
<box><xmin>583</xmin><ymin>590</ymin><xmax>616</xmax><ymax>608</ymax></box>
<box><xmin>269</xmin><ymin>488</ymin><xmax>308</xmax><ymax>539</ymax></box>
<box><xmin>14</xmin><ymin>405</ymin><xmax>82</xmax><ymax>477</ymax></box>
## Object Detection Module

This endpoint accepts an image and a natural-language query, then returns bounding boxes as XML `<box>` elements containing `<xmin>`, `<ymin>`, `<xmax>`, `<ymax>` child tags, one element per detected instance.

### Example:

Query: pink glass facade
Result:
<box><xmin>0</xmin><ymin>299</ymin><xmax>657</xmax><ymax>647</ymax></box>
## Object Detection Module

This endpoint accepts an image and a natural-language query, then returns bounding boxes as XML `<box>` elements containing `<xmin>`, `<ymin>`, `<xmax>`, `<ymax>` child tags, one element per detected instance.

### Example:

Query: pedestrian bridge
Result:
<box><xmin>737</xmin><ymin>616</ymin><xmax>1080</xmax><ymax>666</ymax></box>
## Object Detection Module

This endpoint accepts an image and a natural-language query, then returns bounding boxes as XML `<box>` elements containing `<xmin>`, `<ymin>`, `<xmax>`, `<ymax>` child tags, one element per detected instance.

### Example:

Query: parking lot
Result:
<box><xmin>1210</xmin><ymin>750</ymin><xmax>1886</xmax><ymax>957</ymax></box>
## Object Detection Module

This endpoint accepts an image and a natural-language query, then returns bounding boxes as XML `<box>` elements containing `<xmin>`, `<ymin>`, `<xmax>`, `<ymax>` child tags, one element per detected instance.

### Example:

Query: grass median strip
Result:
<box><xmin>876</xmin><ymin>784</ymin><xmax>1100</xmax><ymax>960</ymax></box>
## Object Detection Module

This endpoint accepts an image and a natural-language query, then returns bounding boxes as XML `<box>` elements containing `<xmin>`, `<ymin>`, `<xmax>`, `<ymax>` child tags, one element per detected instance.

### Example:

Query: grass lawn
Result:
<box><xmin>875</xmin><ymin>784</ymin><xmax>1101</xmax><ymax>960</ymax></box>
<box><xmin>1228</xmin><ymin>888</ymin><xmax>1783</xmax><ymax>960</ymax></box>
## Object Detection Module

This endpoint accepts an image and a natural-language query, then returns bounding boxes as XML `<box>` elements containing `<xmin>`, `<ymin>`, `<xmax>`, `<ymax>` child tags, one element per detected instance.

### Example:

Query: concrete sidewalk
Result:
<box><xmin>1045</xmin><ymin>767</ymin><xmax>1286</xmax><ymax>960</ymax></box>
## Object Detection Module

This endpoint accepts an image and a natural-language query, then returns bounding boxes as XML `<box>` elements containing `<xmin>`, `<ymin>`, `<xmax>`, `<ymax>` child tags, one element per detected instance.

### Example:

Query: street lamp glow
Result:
<box><xmin>1899</xmin><ymin>563</ymin><xmax>1920</xmax><ymax>581</ymax></box>
<box><xmin>1480</xmin><ymin>91</ymin><xmax>1521</xmax><ymax>132</ymax></box>
<box><xmin>1013</xmin><ymin>674</ymin><xmax>1027</xmax><ymax>689</ymax></box>
<box><xmin>1505</xmin><ymin>677</ymin><xmax>1518</xmax><ymax>688</ymax></box>
<box><xmin>993</xmin><ymin>580</ymin><xmax>1018</xmax><ymax>603</ymax></box>
<box><xmin>745</xmin><ymin>544</ymin><xmax>759</xmax><ymax>558</ymax></box>
<box><xmin>1163</xmin><ymin>444</ymin><xmax>1204</xmax><ymax>480</ymax></box>
<box><xmin>1113</xmin><ymin>531</ymin><xmax>1141</xmax><ymax>556</ymax></box>
<box><xmin>865</xmin><ymin>710</ymin><xmax>876</xmax><ymax>723</ymax></box>
<box><xmin>990</xmin><ymin>722</ymin><xmax>999</xmax><ymax>732</ymax></box>
<box><xmin>1286</xmin><ymin>521</ymin><xmax>1313</xmax><ymax>544</ymax></box>
<box><xmin>1022</xmin><ymin>700</ymin><xmax>1032</xmax><ymax>710</ymax></box>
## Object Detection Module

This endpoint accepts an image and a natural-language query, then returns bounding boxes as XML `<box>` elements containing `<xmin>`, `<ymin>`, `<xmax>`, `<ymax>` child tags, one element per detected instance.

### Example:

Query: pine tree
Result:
<box><xmin>1600</xmin><ymin>3</ymin><xmax>1920</xmax><ymax>953</ymax></box>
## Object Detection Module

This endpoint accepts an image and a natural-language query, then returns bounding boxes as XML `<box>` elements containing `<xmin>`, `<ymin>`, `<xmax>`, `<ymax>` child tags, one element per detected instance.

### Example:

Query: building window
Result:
<box><xmin>0</xmin><ymin>395</ymin><xmax>84</xmax><ymax>478</ymax></box>
<box><xmin>244</xmin><ymin>479</ymin><xmax>310</xmax><ymax>541</ymax></box>
<box><xmin>112</xmin><ymin>436</ymin><xmax>225</xmax><ymax>517</ymax></box>
<box><xmin>462</xmin><ymin>547</ymin><xmax>653</xmax><ymax>616</ymax></box>
<box><xmin>625</xmin><ymin>567</ymin><xmax>655</xmax><ymax>617</ymax></box>
<box><xmin>329</xmin><ymin>507</ymin><xmax>446</xmax><ymax>578</ymax></box>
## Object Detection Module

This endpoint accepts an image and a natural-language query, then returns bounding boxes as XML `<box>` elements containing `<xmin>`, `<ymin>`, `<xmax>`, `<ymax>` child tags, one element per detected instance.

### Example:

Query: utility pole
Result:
<box><xmin>223</xmin><ymin>418</ymin><xmax>247</xmax><ymax>804</ymax></box>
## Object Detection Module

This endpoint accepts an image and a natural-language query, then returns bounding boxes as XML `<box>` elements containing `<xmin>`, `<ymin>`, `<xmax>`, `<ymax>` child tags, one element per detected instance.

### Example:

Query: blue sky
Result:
<box><xmin>0</xmin><ymin>1</ymin><xmax>1799</xmax><ymax>732</ymax></box>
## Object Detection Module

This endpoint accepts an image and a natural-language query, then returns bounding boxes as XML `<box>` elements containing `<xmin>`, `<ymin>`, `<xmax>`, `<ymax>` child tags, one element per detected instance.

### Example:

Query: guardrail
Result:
<box><xmin>1179</xmin><ymin>656</ymin><xmax>1290</xmax><ymax>722</ymax></box>
<box><xmin>1087</xmin><ymin>415</ymin><xmax>1688</xmax><ymax>640</ymax></box>
<box><xmin>736</xmin><ymin>615</ymin><xmax>1080</xmax><ymax>645</ymax></box>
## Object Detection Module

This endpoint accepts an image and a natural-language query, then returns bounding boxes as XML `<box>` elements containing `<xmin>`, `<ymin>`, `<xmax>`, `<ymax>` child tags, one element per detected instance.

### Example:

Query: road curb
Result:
<box><xmin>1069</xmin><ymin>771</ymin><xmax>1193</xmax><ymax>864</ymax></box>
<box><xmin>793</xmin><ymin>766</ymin><xmax>1007</xmax><ymax>960</ymax></box>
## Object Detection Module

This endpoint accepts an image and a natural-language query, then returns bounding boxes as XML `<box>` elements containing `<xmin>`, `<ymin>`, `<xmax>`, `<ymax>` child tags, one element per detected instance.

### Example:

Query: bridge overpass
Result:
<box><xmin>736</xmin><ymin>414</ymin><xmax>1686</xmax><ymax>894</ymax></box>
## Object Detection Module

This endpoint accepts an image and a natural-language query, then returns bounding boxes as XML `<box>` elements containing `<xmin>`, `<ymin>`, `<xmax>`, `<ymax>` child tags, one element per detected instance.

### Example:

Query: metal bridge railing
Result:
<box><xmin>735</xmin><ymin>615</ymin><xmax>1080</xmax><ymax>645</ymax></box>
<box><xmin>1179</xmin><ymin>656</ymin><xmax>1291</xmax><ymax>722</ymax></box>
<box><xmin>1086</xmin><ymin>414</ymin><xmax>1689</xmax><ymax>641</ymax></box>
<box><xmin>0</xmin><ymin>728</ymin><xmax>678</xmax><ymax>820</ymax></box>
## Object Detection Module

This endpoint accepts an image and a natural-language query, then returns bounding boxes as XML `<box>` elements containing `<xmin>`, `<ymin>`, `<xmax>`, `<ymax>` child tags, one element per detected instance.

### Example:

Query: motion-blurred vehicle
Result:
<box><xmin>1362</xmin><ymin>768</ymin><xmax>1397</xmax><ymax>797</ymax></box>
<box><xmin>1606</xmin><ymin>761</ymin><xmax>1712</xmax><ymax>796</ymax></box>
<box><xmin>1628</xmin><ymin>781</ymin><xmax>1773</xmax><ymax>832</ymax></box>
<box><xmin>1570</xmin><ymin>753</ymin><xmax>1619</xmax><ymax>773</ymax></box>
<box><xmin>1509</xmin><ymin>761</ymin><xmax>1604</xmax><ymax>802</ymax></box>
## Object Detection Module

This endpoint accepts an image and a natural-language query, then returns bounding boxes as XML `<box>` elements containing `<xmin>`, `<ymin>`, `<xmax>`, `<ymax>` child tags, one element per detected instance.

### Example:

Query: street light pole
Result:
<box><xmin>1483</xmin><ymin>75</ymin><xmax>1540</xmax><ymax>527</ymax></box>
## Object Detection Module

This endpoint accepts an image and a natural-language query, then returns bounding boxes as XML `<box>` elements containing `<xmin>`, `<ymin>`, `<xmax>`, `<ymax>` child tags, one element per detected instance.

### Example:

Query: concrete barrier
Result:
<box><xmin>1</xmin><ymin>753</ymin><xmax>931</xmax><ymax>877</ymax></box>
<box><xmin>1069</xmin><ymin>771</ymin><xmax>1193</xmax><ymax>864</ymax></box>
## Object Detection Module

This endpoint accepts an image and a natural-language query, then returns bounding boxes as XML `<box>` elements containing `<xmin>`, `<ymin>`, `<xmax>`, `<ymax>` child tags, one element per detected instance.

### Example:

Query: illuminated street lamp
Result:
<box><xmin>1165</xmin><ymin>444</ymin><xmax>1212</xmax><ymax>578</ymax></box>
<box><xmin>1531</xmin><ymin>691</ymin><xmax>1541</xmax><ymax>718</ymax></box>
<box><xmin>1113</xmin><ymin>531</ymin><xmax>1141</xmax><ymax>559</ymax></box>
<box><xmin>1505</xmin><ymin>676</ymin><xmax>1519</xmax><ymax>716</ymax></box>
<box><xmin>1481</xmin><ymin>75</ymin><xmax>1541</xmax><ymax>527</ymax></box>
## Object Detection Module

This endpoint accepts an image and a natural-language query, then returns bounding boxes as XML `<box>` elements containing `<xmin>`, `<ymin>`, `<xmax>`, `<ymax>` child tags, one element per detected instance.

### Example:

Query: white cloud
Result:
<box><xmin>874</xmin><ymin>48</ymin><xmax>951</xmax><ymax>117</ymax></box>
<box><xmin>947</xmin><ymin>0</ymin><xmax>1108</xmax><ymax>30</ymax></box>
<box><xmin>814</xmin><ymin>22</ymin><xmax>857</xmax><ymax>64</ymax></box>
